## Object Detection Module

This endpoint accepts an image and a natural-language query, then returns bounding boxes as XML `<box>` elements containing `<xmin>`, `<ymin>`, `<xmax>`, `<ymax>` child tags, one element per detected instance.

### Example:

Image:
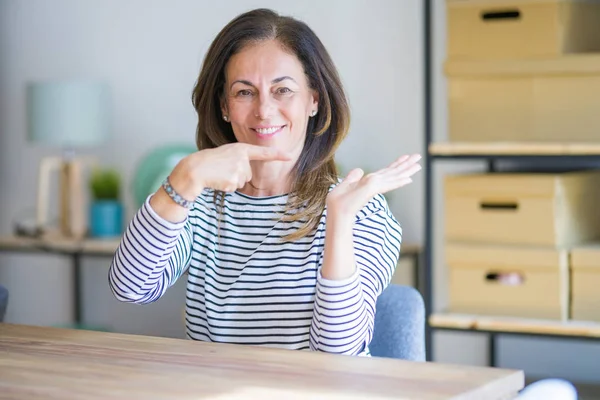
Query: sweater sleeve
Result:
<box><xmin>309</xmin><ymin>194</ymin><xmax>402</xmax><ymax>355</ymax></box>
<box><xmin>108</xmin><ymin>195</ymin><xmax>194</xmax><ymax>304</ymax></box>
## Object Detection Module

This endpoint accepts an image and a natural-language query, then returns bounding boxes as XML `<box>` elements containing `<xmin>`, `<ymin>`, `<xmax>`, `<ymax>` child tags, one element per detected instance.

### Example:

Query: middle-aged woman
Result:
<box><xmin>108</xmin><ymin>8</ymin><xmax>422</xmax><ymax>357</ymax></box>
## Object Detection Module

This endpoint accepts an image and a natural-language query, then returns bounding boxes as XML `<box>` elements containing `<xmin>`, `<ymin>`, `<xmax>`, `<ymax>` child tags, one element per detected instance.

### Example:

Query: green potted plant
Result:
<box><xmin>89</xmin><ymin>167</ymin><xmax>123</xmax><ymax>238</ymax></box>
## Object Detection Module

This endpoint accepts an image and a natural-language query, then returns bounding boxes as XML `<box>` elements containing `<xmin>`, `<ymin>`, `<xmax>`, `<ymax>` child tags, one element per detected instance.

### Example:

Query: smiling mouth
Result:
<box><xmin>253</xmin><ymin>125</ymin><xmax>286</xmax><ymax>137</ymax></box>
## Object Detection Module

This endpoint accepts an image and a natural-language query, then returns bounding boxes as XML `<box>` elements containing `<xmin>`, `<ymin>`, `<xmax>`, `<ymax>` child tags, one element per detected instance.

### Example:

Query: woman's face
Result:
<box><xmin>222</xmin><ymin>39</ymin><xmax>319</xmax><ymax>160</ymax></box>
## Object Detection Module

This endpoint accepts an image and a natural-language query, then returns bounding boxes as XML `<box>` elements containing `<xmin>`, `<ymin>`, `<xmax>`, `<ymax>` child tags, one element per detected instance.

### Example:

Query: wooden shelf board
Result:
<box><xmin>429</xmin><ymin>313</ymin><xmax>600</xmax><ymax>338</ymax></box>
<box><xmin>429</xmin><ymin>142</ymin><xmax>600</xmax><ymax>156</ymax></box>
<box><xmin>0</xmin><ymin>235</ymin><xmax>119</xmax><ymax>256</ymax></box>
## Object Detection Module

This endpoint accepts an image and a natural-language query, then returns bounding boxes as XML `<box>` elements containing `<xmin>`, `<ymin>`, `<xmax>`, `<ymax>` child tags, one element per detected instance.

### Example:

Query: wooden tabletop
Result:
<box><xmin>0</xmin><ymin>324</ymin><xmax>523</xmax><ymax>400</ymax></box>
<box><xmin>430</xmin><ymin>313</ymin><xmax>600</xmax><ymax>338</ymax></box>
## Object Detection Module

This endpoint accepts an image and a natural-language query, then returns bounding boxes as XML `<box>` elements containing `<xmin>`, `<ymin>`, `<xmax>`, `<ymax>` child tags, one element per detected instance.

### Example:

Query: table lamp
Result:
<box><xmin>26</xmin><ymin>80</ymin><xmax>111</xmax><ymax>238</ymax></box>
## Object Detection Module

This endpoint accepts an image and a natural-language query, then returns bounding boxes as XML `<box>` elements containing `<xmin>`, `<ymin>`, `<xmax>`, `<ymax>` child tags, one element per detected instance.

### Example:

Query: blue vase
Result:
<box><xmin>90</xmin><ymin>200</ymin><xmax>123</xmax><ymax>238</ymax></box>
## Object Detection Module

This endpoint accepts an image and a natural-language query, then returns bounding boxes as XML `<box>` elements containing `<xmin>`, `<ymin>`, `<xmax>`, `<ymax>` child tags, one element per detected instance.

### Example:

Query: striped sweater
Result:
<box><xmin>108</xmin><ymin>188</ymin><xmax>402</xmax><ymax>356</ymax></box>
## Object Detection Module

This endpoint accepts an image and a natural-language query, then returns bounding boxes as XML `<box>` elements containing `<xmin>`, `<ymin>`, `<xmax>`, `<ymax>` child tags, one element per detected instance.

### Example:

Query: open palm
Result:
<box><xmin>327</xmin><ymin>154</ymin><xmax>422</xmax><ymax>217</ymax></box>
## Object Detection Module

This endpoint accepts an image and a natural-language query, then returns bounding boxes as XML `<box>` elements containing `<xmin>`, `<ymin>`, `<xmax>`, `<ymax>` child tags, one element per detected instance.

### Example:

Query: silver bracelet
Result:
<box><xmin>161</xmin><ymin>177</ymin><xmax>194</xmax><ymax>209</ymax></box>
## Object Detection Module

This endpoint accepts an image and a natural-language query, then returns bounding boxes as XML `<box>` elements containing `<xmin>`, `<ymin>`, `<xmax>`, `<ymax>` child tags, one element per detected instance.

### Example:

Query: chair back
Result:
<box><xmin>370</xmin><ymin>284</ymin><xmax>425</xmax><ymax>361</ymax></box>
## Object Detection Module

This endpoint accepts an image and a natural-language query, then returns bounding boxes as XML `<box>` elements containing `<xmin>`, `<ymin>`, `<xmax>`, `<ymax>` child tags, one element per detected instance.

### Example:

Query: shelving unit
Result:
<box><xmin>424</xmin><ymin>140</ymin><xmax>600</xmax><ymax>366</ymax></box>
<box><xmin>424</xmin><ymin>142</ymin><xmax>600</xmax><ymax>364</ymax></box>
<box><xmin>421</xmin><ymin>0</ymin><xmax>600</xmax><ymax>366</ymax></box>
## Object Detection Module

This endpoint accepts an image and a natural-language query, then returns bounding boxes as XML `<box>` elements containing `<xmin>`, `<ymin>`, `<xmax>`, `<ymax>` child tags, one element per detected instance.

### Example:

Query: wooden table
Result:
<box><xmin>0</xmin><ymin>235</ymin><xmax>424</xmax><ymax>326</ymax></box>
<box><xmin>0</xmin><ymin>324</ymin><xmax>524</xmax><ymax>400</ymax></box>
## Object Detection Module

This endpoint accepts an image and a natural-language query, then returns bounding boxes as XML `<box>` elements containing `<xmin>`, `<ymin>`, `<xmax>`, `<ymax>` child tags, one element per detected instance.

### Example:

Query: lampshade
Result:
<box><xmin>26</xmin><ymin>80</ymin><xmax>111</xmax><ymax>148</ymax></box>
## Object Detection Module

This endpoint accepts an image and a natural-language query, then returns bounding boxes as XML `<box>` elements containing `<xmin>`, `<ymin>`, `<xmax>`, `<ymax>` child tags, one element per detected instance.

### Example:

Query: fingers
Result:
<box><xmin>380</xmin><ymin>162</ymin><xmax>421</xmax><ymax>193</ymax></box>
<box><xmin>378</xmin><ymin>177</ymin><xmax>414</xmax><ymax>194</ymax></box>
<box><xmin>387</xmin><ymin>154</ymin><xmax>411</xmax><ymax>170</ymax></box>
<box><xmin>243</xmin><ymin>144</ymin><xmax>292</xmax><ymax>161</ymax></box>
<box><xmin>393</xmin><ymin>154</ymin><xmax>422</xmax><ymax>171</ymax></box>
<box><xmin>360</xmin><ymin>154</ymin><xmax>422</xmax><ymax>196</ymax></box>
<box><xmin>377</xmin><ymin>154</ymin><xmax>421</xmax><ymax>178</ymax></box>
<box><xmin>342</xmin><ymin>168</ymin><xmax>364</xmax><ymax>185</ymax></box>
<box><xmin>238</xmin><ymin>173</ymin><xmax>249</xmax><ymax>189</ymax></box>
<box><xmin>375</xmin><ymin>154</ymin><xmax>422</xmax><ymax>175</ymax></box>
<box><xmin>237</xmin><ymin>164</ymin><xmax>252</xmax><ymax>189</ymax></box>
<box><xmin>391</xmin><ymin>162</ymin><xmax>422</xmax><ymax>179</ymax></box>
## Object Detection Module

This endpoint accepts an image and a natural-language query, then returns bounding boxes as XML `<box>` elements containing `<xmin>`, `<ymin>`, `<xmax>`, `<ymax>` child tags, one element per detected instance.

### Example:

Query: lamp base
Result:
<box><xmin>36</xmin><ymin>156</ymin><xmax>92</xmax><ymax>238</ymax></box>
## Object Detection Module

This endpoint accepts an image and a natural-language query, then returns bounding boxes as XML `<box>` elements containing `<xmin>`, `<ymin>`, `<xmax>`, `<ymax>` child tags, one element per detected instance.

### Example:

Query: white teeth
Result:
<box><xmin>256</xmin><ymin>126</ymin><xmax>281</xmax><ymax>135</ymax></box>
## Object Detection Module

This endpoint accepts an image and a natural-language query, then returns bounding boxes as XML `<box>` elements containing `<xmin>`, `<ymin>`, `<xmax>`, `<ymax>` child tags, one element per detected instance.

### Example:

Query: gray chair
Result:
<box><xmin>0</xmin><ymin>284</ymin><xmax>8</xmax><ymax>322</ymax></box>
<box><xmin>370</xmin><ymin>284</ymin><xmax>426</xmax><ymax>361</ymax></box>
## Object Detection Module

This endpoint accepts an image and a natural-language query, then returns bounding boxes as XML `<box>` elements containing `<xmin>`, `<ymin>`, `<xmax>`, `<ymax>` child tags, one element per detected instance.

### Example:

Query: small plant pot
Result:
<box><xmin>90</xmin><ymin>200</ymin><xmax>123</xmax><ymax>238</ymax></box>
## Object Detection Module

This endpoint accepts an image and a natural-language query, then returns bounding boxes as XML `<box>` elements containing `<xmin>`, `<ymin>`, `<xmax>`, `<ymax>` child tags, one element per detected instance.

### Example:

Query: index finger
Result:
<box><xmin>377</xmin><ymin>154</ymin><xmax>421</xmax><ymax>175</ymax></box>
<box><xmin>243</xmin><ymin>144</ymin><xmax>292</xmax><ymax>161</ymax></box>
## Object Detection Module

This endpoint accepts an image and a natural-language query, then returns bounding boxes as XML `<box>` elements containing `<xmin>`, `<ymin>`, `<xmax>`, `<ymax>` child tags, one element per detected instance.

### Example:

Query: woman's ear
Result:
<box><xmin>312</xmin><ymin>89</ymin><xmax>319</xmax><ymax>107</ymax></box>
<box><xmin>311</xmin><ymin>90</ymin><xmax>319</xmax><ymax>114</ymax></box>
<box><xmin>220</xmin><ymin>96</ymin><xmax>229</xmax><ymax>122</ymax></box>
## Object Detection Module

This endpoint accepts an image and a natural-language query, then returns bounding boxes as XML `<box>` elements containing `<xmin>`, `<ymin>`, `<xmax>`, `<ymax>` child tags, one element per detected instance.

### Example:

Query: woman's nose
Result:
<box><xmin>255</xmin><ymin>93</ymin><xmax>275</xmax><ymax>120</ymax></box>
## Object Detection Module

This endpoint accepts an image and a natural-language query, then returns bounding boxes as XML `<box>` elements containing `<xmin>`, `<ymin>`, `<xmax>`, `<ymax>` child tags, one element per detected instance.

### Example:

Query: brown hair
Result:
<box><xmin>191</xmin><ymin>8</ymin><xmax>350</xmax><ymax>241</ymax></box>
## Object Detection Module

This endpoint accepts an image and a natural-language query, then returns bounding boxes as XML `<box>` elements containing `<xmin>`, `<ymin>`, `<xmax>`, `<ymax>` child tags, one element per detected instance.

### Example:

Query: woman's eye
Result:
<box><xmin>237</xmin><ymin>89</ymin><xmax>252</xmax><ymax>97</ymax></box>
<box><xmin>276</xmin><ymin>87</ymin><xmax>292</xmax><ymax>95</ymax></box>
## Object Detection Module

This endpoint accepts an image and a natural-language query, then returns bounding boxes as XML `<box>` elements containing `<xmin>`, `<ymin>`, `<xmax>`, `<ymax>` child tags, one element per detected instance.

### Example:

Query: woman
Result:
<box><xmin>108</xmin><ymin>8</ymin><xmax>421</xmax><ymax>356</ymax></box>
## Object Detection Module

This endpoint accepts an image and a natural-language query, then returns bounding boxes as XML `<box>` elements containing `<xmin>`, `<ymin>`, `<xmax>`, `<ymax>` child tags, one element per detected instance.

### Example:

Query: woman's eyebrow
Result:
<box><xmin>230</xmin><ymin>76</ymin><xmax>297</xmax><ymax>89</ymax></box>
<box><xmin>230</xmin><ymin>79</ymin><xmax>254</xmax><ymax>89</ymax></box>
<box><xmin>272</xmin><ymin>76</ymin><xmax>296</xmax><ymax>84</ymax></box>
